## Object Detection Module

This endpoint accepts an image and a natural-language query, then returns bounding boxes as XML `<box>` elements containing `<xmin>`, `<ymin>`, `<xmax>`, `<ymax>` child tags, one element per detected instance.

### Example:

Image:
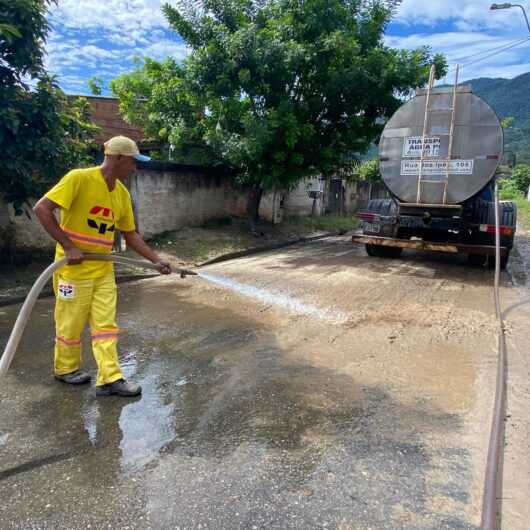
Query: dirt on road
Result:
<box><xmin>0</xmin><ymin>235</ymin><xmax>529</xmax><ymax>529</ymax></box>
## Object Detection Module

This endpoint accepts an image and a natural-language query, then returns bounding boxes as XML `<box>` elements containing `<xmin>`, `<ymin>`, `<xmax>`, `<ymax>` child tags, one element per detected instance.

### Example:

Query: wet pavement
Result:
<box><xmin>1</xmin><ymin>236</ymin><xmax>529</xmax><ymax>529</ymax></box>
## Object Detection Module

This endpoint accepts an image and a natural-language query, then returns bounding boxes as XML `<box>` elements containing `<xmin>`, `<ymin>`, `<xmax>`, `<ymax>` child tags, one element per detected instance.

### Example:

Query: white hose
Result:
<box><xmin>481</xmin><ymin>180</ymin><xmax>507</xmax><ymax>530</ymax></box>
<box><xmin>0</xmin><ymin>254</ymin><xmax>194</xmax><ymax>379</ymax></box>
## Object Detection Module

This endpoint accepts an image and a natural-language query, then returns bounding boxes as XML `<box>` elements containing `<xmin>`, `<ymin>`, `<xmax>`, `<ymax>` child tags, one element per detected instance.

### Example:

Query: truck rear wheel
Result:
<box><xmin>467</xmin><ymin>254</ymin><xmax>486</xmax><ymax>266</ymax></box>
<box><xmin>366</xmin><ymin>244</ymin><xmax>403</xmax><ymax>258</ymax></box>
<box><xmin>487</xmin><ymin>252</ymin><xmax>509</xmax><ymax>270</ymax></box>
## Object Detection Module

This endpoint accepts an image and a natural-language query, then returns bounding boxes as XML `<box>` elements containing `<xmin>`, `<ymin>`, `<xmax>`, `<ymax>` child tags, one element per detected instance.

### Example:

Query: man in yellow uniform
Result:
<box><xmin>33</xmin><ymin>136</ymin><xmax>172</xmax><ymax>397</ymax></box>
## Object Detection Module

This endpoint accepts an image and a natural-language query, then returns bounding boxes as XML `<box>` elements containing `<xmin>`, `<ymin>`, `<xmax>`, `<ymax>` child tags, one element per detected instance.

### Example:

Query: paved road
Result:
<box><xmin>1</xmin><ymin>236</ymin><xmax>529</xmax><ymax>529</ymax></box>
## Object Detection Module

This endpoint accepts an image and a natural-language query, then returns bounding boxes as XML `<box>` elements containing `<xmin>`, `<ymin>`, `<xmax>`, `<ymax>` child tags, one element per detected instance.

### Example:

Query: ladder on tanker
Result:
<box><xmin>416</xmin><ymin>64</ymin><xmax>460</xmax><ymax>205</ymax></box>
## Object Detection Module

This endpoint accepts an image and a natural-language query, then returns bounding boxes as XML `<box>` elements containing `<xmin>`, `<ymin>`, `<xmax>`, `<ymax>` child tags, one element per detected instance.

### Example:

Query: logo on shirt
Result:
<box><xmin>87</xmin><ymin>205</ymin><xmax>115</xmax><ymax>235</ymax></box>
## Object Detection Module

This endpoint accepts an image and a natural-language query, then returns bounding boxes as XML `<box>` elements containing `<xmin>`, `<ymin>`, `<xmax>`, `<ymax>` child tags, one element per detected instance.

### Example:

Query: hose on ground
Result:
<box><xmin>0</xmin><ymin>254</ymin><xmax>196</xmax><ymax>379</ymax></box>
<box><xmin>481</xmin><ymin>180</ymin><xmax>507</xmax><ymax>530</ymax></box>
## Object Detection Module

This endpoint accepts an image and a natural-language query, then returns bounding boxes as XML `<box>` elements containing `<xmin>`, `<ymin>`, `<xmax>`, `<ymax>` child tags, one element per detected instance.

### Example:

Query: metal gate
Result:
<box><xmin>328</xmin><ymin>178</ymin><xmax>344</xmax><ymax>214</ymax></box>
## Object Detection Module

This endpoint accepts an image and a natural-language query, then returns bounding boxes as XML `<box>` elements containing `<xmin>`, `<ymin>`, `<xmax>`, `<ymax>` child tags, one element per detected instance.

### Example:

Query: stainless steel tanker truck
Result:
<box><xmin>353</xmin><ymin>66</ymin><xmax>516</xmax><ymax>269</ymax></box>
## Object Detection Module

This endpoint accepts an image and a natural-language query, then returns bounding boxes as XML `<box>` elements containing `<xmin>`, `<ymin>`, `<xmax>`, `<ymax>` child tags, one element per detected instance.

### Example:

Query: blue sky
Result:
<box><xmin>46</xmin><ymin>0</ymin><xmax>530</xmax><ymax>95</ymax></box>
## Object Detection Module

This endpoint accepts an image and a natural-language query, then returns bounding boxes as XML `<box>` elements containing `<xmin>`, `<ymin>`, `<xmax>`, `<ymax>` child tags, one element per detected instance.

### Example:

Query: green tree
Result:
<box><xmin>87</xmin><ymin>76</ymin><xmax>104</xmax><ymax>96</ymax></box>
<box><xmin>112</xmin><ymin>0</ymin><xmax>445</xmax><ymax>228</ymax></box>
<box><xmin>0</xmin><ymin>0</ymin><xmax>98</xmax><ymax>213</ymax></box>
<box><xmin>351</xmin><ymin>160</ymin><xmax>382</xmax><ymax>183</ymax></box>
<box><xmin>501</xmin><ymin>116</ymin><xmax>514</xmax><ymax>130</ymax></box>
<box><xmin>0</xmin><ymin>22</ymin><xmax>21</xmax><ymax>42</ymax></box>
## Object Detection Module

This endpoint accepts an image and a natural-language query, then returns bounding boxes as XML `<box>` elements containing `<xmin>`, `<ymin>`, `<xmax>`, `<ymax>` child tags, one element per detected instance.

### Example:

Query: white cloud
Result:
<box><xmin>140</xmin><ymin>39</ymin><xmax>190</xmax><ymax>61</ymax></box>
<box><xmin>49</xmin><ymin>0</ymin><xmax>169</xmax><ymax>34</ymax></box>
<box><xmin>395</xmin><ymin>0</ymin><xmax>530</xmax><ymax>33</ymax></box>
<box><xmin>386</xmin><ymin>31</ymin><xmax>530</xmax><ymax>81</ymax></box>
<box><xmin>386</xmin><ymin>31</ymin><xmax>520</xmax><ymax>57</ymax></box>
<box><xmin>44</xmin><ymin>1</ymin><xmax>190</xmax><ymax>93</ymax></box>
<box><xmin>45</xmin><ymin>41</ymin><xmax>124</xmax><ymax>71</ymax></box>
<box><xmin>44</xmin><ymin>0</ymin><xmax>530</xmax><ymax>93</ymax></box>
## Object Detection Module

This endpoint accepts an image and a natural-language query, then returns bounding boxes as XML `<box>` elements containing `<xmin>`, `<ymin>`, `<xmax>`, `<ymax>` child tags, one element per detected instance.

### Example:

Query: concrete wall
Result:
<box><xmin>1</xmin><ymin>163</ymin><xmax>382</xmax><ymax>256</ymax></box>
<box><xmin>130</xmin><ymin>165</ymin><xmax>247</xmax><ymax>238</ymax></box>
<box><xmin>284</xmin><ymin>177</ymin><xmax>325</xmax><ymax>217</ymax></box>
<box><xmin>0</xmin><ymin>199</ymin><xmax>56</xmax><ymax>256</ymax></box>
<box><xmin>131</xmin><ymin>164</ymin><xmax>295</xmax><ymax>236</ymax></box>
<box><xmin>345</xmin><ymin>181</ymin><xmax>389</xmax><ymax>213</ymax></box>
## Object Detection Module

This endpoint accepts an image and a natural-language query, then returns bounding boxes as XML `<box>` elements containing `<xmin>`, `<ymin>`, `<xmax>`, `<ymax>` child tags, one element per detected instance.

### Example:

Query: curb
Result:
<box><xmin>0</xmin><ymin>232</ymin><xmax>341</xmax><ymax>308</ymax></box>
<box><xmin>197</xmin><ymin>232</ymin><xmax>340</xmax><ymax>267</ymax></box>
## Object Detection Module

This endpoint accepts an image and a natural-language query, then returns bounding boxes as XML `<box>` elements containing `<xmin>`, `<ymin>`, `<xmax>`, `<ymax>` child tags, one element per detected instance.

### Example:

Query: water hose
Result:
<box><xmin>480</xmin><ymin>180</ymin><xmax>507</xmax><ymax>530</ymax></box>
<box><xmin>0</xmin><ymin>254</ymin><xmax>196</xmax><ymax>379</ymax></box>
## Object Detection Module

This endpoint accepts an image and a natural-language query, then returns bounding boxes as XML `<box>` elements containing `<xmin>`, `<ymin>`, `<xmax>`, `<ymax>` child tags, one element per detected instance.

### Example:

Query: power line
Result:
<box><xmin>441</xmin><ymin>35</ymin><xmax>530</xmax><ymax>82</ymax></box>
<box><xmin>450</xmin><ymin>36</ymin><xmax>530</xmax><ymax>64</ymax></box>
<box><xmin>460</xmin><ymin>36</ymin><xmax>530</xmax><ymax>68</ymax></box>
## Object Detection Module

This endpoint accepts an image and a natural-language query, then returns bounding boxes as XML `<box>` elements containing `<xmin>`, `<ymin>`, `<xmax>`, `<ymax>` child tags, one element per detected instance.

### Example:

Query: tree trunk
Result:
<box><xmin>247</xmin><ymin>186</ymin><xmax>263</xmax><ymax>234</ymax></box>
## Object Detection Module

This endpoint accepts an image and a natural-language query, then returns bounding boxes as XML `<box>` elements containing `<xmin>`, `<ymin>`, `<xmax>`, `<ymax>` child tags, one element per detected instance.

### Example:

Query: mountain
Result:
<box><xmin>466</xmin><ymin>73</ymin><xmax>530</xmax><ymax>164</ymax></box>
<box><xmin>466</xmin><ymin>73</ymin><xmax>530</xmax><ymax>127</ymax></box>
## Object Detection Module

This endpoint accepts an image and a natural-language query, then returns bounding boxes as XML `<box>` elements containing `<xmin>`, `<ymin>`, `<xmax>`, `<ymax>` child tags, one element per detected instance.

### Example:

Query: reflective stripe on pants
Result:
<box><xmin>54</xmin><ymin>273</ymin><xmax>123</xmax><ymax>386</ymax></box>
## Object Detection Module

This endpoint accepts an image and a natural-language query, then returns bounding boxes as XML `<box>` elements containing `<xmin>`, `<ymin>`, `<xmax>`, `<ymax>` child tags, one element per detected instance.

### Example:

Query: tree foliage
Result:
<box><xmin>87</xmin><ymin>76</ymin><xmax>104</xmax><ymax>96</ymax></box>
<box><xmin>511</xmin><ymin>164</ymin><xmax>530</xmax><ymax>196</ymax></box>
<box><xmin>351</xmin><ymin>159</ymin><xmax>382</xmax><ymax>183</ymax></box>
<box><xmin>0</xmin><ymin>0</ymin><xmax>98</xmax><ymax>212</ymax></box>
<box><xmin>497</xmin><ymin>164</ymin><xmax>530</xmax><ymax>200</ymax></box>
<box><xmin>112</xmin><ymin>0</ymin><xmax>446</xmax><ymax>220</ymax></box>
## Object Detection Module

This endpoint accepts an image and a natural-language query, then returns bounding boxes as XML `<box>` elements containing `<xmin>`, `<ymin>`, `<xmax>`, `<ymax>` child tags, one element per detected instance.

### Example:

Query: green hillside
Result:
<box><xmin>466</xmin><ymin>73</ymin><xmax>530</xmax><ymax>164</ymax></box>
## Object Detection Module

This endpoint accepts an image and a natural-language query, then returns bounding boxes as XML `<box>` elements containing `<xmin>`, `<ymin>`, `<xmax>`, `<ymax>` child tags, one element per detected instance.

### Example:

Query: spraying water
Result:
<box><xmin>198</xmin><ymin>272</ymin><xmax>348</xmax><ymax>323</ymax></box>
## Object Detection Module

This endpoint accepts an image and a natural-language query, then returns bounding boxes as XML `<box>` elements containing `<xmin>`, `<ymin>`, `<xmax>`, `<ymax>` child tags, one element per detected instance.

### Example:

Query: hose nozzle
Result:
<box><xmin>176</xmin><ymin>268</ymin><xmax>198</xmax><ymax>278</ymax></box>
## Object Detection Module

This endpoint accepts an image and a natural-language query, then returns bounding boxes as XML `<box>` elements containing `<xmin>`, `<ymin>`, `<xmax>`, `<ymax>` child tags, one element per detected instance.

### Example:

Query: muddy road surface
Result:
<box><xmin>1</xmin><ymin>236</ymin><xmax>529</xmax><ymax>529</ymax></box>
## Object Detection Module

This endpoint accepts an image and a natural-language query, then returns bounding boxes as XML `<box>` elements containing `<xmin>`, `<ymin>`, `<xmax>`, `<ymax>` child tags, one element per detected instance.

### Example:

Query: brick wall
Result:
<box><xmin>85</xmin><ymin>96</ymin><xmax>145</xmax><ymax>145</ymax></box>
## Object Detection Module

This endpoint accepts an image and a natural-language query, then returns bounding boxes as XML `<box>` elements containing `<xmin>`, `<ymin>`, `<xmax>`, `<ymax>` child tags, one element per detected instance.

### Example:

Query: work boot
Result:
<box><xmin>55</xmin><ymin>370</ymin><xmax>91</xmax><ymax>385</ymax></box>
<box><xmin>96</xmin><ymin>379</ymin><xmax>142</xmax><ymax>397</ymax></box>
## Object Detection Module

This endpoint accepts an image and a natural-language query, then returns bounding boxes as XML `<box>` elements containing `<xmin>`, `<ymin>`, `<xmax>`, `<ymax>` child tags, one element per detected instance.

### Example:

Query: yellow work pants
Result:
<box><xmin>53</xmin><ymin>273</ymin><xmax>123</xmax><ymax>386</ymax></box>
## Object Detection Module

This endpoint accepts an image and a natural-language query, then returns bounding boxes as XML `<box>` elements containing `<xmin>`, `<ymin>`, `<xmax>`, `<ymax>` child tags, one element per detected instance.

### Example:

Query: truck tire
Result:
<box><xmin>467</xmin><ymin>199</ymin><xmax>517</xmax><ymax>248</ymax></box>
<box><xmin>365</xmin><ymin>244</ymin><xmax>403</xmax><ymax>258</ymax></box>
<box><xmin>365</xmin><ymin>198</ymin><xmax>397</xmax><ymax>216</ymax></box>
<box><xmin>465</xmin><ymin>200</ymin><xmax>516</xmax><ymax>268</ymax></box>
<box><xmin>467</xmin><ymin>254</ymin><xmax>486</xmax><ymax>266</ymax></box>
<box><xmin>366</xmin><ymin>244</ymin><xmax>379</xmax><ymax>256</ymax></box>
<box><xmin>487</xmin><ymin>252</ymin><xmax>510</xmax><ymax>270</ymax></box>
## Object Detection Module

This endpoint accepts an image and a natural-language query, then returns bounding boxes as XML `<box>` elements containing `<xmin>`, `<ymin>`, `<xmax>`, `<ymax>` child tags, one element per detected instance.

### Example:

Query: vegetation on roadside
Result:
<box><xmin>147</xmin><ymin>225</ymin><xmax>249</xmax><ymax>263</ymax></box>
<box><xmin>348</xmin><ymin>160</ymin><xmax>383</xmax><ymax>183</ymax></box>
<box><xmin>498</xmin><ymin>164</ymin><xmax>530</xmax><ymax>228</ymax></box>
<box><xmin>498</xmin><ymin>165</ymin><xmax>530</xmax><ymax>199</ymax></box>
<box><xmin>286</xmin><ymin>215</ymin><xmax>359</xmax><ymax>233</ymax></box>
<box><xmin>514</xmin><ymin>197</ymin><xmax>530</xmax><ymax>229</ymax></box>
<box><xmin>0</xmin><ymin>0</ymin><xmax>98</xmax><ymax>213</ymax></box>
<box><xmin>111</xmin><ymin>0</ymin><xmax>445</xmax><ymax>227</ymax></box>
<box><xmin>144</xmin><ymin>215</ymin><xmax>357</xmax><ymax>264</ymax></box>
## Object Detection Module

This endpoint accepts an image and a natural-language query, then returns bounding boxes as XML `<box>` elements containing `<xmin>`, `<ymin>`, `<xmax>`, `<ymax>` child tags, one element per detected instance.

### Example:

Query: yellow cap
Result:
<box><xmin>104</xmin><ymin>136</ymin><xmax>150</xmax><ymax>161</ymax></box>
